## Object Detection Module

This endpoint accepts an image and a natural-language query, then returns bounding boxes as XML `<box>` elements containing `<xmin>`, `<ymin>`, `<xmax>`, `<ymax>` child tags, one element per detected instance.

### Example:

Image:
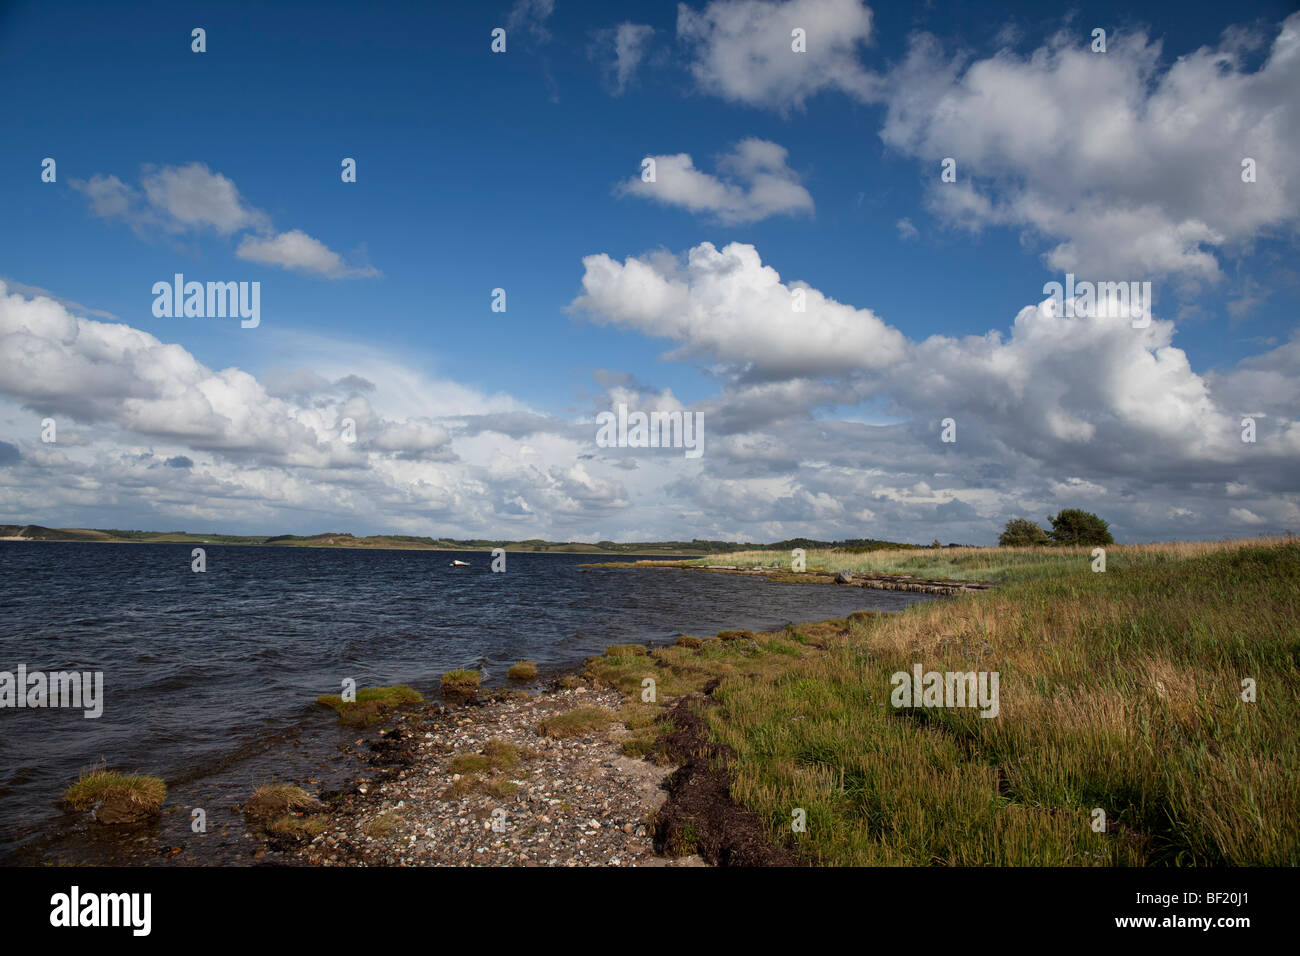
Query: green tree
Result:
<box><xmin>1046</xmin><ymin>509</ymin><xmax>1114</xmax><ymax>546</ymax></box>
<box><xmin>998</xmin><ymin>517</ymin><xmax>1049</xmax><ymax>547</ymax></box>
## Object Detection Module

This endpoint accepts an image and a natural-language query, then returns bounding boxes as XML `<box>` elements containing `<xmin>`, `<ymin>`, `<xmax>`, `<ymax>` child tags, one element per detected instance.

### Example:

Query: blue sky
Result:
<box><xmin>1</xmin><ymin>0</ymin><xmax>1298</xmax><ymax>543</ymax></box>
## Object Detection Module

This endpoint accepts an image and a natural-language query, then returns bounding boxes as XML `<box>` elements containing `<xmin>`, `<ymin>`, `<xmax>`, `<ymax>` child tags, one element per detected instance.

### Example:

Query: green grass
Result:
<box><xmin>682</xmin><ymin>542</ymin><xmax>1215</xmax><ymax>582</ymax></box>
<box><xmin>365</xmin><ymin>809</ymin><xmax>403</xmax><ymax>837</ymax></box>
<box><xmin>64</xmin><ymin>768</ymin><xmax>166</xmax><ymax>817</ymax></box>
<box><xmin>605</xmin><ymin>644</ymin><xmax>649</xmax><ymax>657</ymax></box>
<box><xmin>440</xmin><ymin>669</ymin><xmax>481</xmax><ymax>698</ymax></box>
<box><xmin>245</xmin><ymin>784</ymin><xmax>326</xmax><ymax>838</ymax></box>
<box><xmin>442</xmin><ymin>739</ymin><xmax>526</xmax><ymax>800</ymax></box>
<box><xmin>595</xmin><ymin>537</ymin><xmax>1300</xmax><ymax>865</ymax></box>
<box><xmin>507</xmin><ymin>661</ymin><xmax>538</xmax><ymax>681</ymax></box>
<box><xmin>267</xmin><ymin>813</ymin><xmax>329</xmax><ymax>839</ymax></box>
<box><xmin>450</xmin><ymin>739</ymin><xmax>520</xmax><ymax>775</ymax></box>
<box><xmin>315</xmin><ymin>684</ymin><xmax>423</xmax><ymax>726</ymax></box>
<box><xmin>586</xmin><ymin>621</ymin><xmax>837</xmax><ymax>705</ymax></box>
<box><xmin>245</xmin><ymin>783</ymin><xmax>319</xmax><ymax>816</ymax></box>
<box><xmin>537</xmin><ymin>705</ymin><xmax>617</xmax><ymax>738</ymax></box>
<box><xmin>617</xmin><ymin>702</ymin><xmax>676</xmax><ymax>761</ymax></box>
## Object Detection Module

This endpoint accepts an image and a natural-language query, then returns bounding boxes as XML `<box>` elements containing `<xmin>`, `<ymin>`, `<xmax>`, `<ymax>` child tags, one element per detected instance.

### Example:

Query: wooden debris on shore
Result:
<box><xmin>849</xmin><ymin>574</ymin><xmax>992</xmax><ymax>595</ymax></box>
<box><xmin>690</xmin><ymin>564</ymin><xmax>994</xmax><ymax>594</ymax></box>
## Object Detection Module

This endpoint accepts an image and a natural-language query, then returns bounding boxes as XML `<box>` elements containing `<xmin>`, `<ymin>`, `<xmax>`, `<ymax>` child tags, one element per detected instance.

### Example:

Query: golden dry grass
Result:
<box><xmin>597</xmin><ymin>537</ymin><xmax>1299</xmax><ymax>865</ymax></box>
<box><xmin>694</xmin><ymin>537</ymin><xmax>1293</xmax><ymax>581</ymax></box>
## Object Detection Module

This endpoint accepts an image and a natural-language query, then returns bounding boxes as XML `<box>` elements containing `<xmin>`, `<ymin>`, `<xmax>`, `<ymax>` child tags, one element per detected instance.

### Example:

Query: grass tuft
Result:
<box><xmin>507</xmin><ymin>661</ymin><xmax>539</xmax><ymax>681</ymax></box>
<box><xmin>316</xmin><ymin>685</ymin><xmax>423</xmax><ymax>726</ymax></box>
<box><xmin>440</xmin><ymin>669</ymin><xmax>481</xmax><ymax>698</ymax></box>
<box><xmin>538</xmin><ymin>706</ymin><xmax>616</xmax><ymax>738</ymax></box>
<box><xmin>64</xmin><ymin>766</ymin><xmax>166</xmax><ymax>823</ymax></box>
<box><xmin>605</xmin><ymin>644</ymin><xmax>648</xmax><ymax>657</ymax></box>
<box><xmin>245</xmin><ymin>783</ymin><xmax>321</xmax><ymax>824</ymax></box>
<box><xmin>267</xmin><ymin>813</ymin><xmax>329</xmax><ymax>839</ymax></box>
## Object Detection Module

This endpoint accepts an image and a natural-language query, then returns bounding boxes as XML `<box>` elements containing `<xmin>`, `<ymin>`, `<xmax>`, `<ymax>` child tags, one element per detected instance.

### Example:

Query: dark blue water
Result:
<box><xmin>0</xmin><ymin>541</ymin><xmax>935</xmax><ymax>863</ymax></box>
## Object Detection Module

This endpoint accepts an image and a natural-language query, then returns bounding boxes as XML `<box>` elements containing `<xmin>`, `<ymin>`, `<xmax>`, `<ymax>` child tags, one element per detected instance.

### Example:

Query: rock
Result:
<box><xmin>835</xmin><ymin>570</ymin><xmax>854</xmax><ymax>584</ymax></box>
<box><xmin>93</xmin><ymin>788</ymin><xmax>162</xmax><ymax>825</ymax></box>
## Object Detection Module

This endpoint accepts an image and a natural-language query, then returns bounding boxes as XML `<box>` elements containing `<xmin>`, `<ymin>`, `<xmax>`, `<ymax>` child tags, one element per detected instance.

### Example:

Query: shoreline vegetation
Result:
<box><xmin>580</xmin><ymin>557</ymin><xmax>999</xmax><ymax>595</ymax></box>
<box><xmin>53</xmin><ymin>535</ymin><xmax>1298</xmax><ymax>866</ymax></box>
<box><xmin>587</xmin><ymin>539</ymin><xmax>1242</xmax><ymax>581</ymax></box>
<box><xmin>604</xmin><ymin>536</ymin><xmax>1299</xmax><ymax>865</ymax></box>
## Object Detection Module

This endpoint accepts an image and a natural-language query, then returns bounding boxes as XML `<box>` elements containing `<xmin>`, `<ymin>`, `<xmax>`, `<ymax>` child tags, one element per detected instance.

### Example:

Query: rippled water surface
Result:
<box><xmin>0</xmin><ymin>541</ymin><xmax>937</xmax><ymax>862</ymax></box>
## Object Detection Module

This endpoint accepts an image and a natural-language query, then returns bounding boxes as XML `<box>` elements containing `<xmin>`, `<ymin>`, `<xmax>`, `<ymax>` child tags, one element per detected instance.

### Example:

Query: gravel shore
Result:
<box><xmin>288</xmin><ymin>684</ymin><xmax>705</xmax><ymax>867</ymax></box>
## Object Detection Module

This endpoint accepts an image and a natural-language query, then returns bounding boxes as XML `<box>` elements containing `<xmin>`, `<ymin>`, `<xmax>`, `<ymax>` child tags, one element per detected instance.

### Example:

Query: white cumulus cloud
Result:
<box><xmin>677</xmin><ymin>0</ymin><xmax>878</xmax><ymax>111</ymax></box>
<box><xmin>237</xmin><ymin>230</ymin><xmax>379</xmax><ymax>278</ymax></box>
<box><xmin>617</xmin><ymin>138</ymin><xmax>813</xmax><ymax>224</ymax></box>
<box><xmin>72</xmin><ymin>163</ymin><xmax>376</xmax><ymax>279</ymax></box>
<box><xmin>878</xmin><ymin>14</ymin><xmax>1300</xmax><ymax>280</ymax></box>
<box><xmin>571</xmin><ymin>240</ymin><xmax>906</xmax><ymax>377</ymax></box>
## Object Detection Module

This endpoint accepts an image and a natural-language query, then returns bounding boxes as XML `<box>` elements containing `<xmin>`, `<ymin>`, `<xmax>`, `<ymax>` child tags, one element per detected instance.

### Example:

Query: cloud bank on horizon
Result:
<box><xmin>1</xmin><ymin>0</ymin><xmax>1297</xmax><ymax>545</ymax></box>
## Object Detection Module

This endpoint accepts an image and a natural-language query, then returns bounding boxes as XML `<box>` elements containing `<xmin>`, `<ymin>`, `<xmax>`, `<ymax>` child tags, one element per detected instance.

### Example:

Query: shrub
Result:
<box><xmin>1046</xmin><ymin>509</ymin><xmax>1114</xmax><ymax>546</ymax></box>
<box><xmin>999</xmin><ymin>517</ymin><xmax>1050</xmax><ymax>547</ymax></box>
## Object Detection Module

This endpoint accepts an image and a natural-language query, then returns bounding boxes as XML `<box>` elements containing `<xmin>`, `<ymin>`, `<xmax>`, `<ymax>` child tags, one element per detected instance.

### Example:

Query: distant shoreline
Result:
<box><xmin>0</xmin><ymin>524</ymin><xmax>922</xmax><ymax>557</ymax></box>
<box><xmin>0</xmin><ymin>537</ymin><xmax>693</xmax><ymax>557</ymax></box>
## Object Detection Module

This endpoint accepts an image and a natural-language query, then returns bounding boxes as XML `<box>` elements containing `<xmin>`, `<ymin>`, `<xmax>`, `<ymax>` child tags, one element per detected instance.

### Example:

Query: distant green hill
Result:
<box><xmin>0</xmin><ymin>525</ymin><xmax>924</xmax><ymax>554</ymax></box>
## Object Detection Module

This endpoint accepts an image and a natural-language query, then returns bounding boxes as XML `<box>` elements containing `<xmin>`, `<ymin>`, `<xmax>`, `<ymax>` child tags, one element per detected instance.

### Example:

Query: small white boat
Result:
<box><xmin>449</xmin><ymin>559</ymin><xmax>470</xmax><ymax>567</ymax></box>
